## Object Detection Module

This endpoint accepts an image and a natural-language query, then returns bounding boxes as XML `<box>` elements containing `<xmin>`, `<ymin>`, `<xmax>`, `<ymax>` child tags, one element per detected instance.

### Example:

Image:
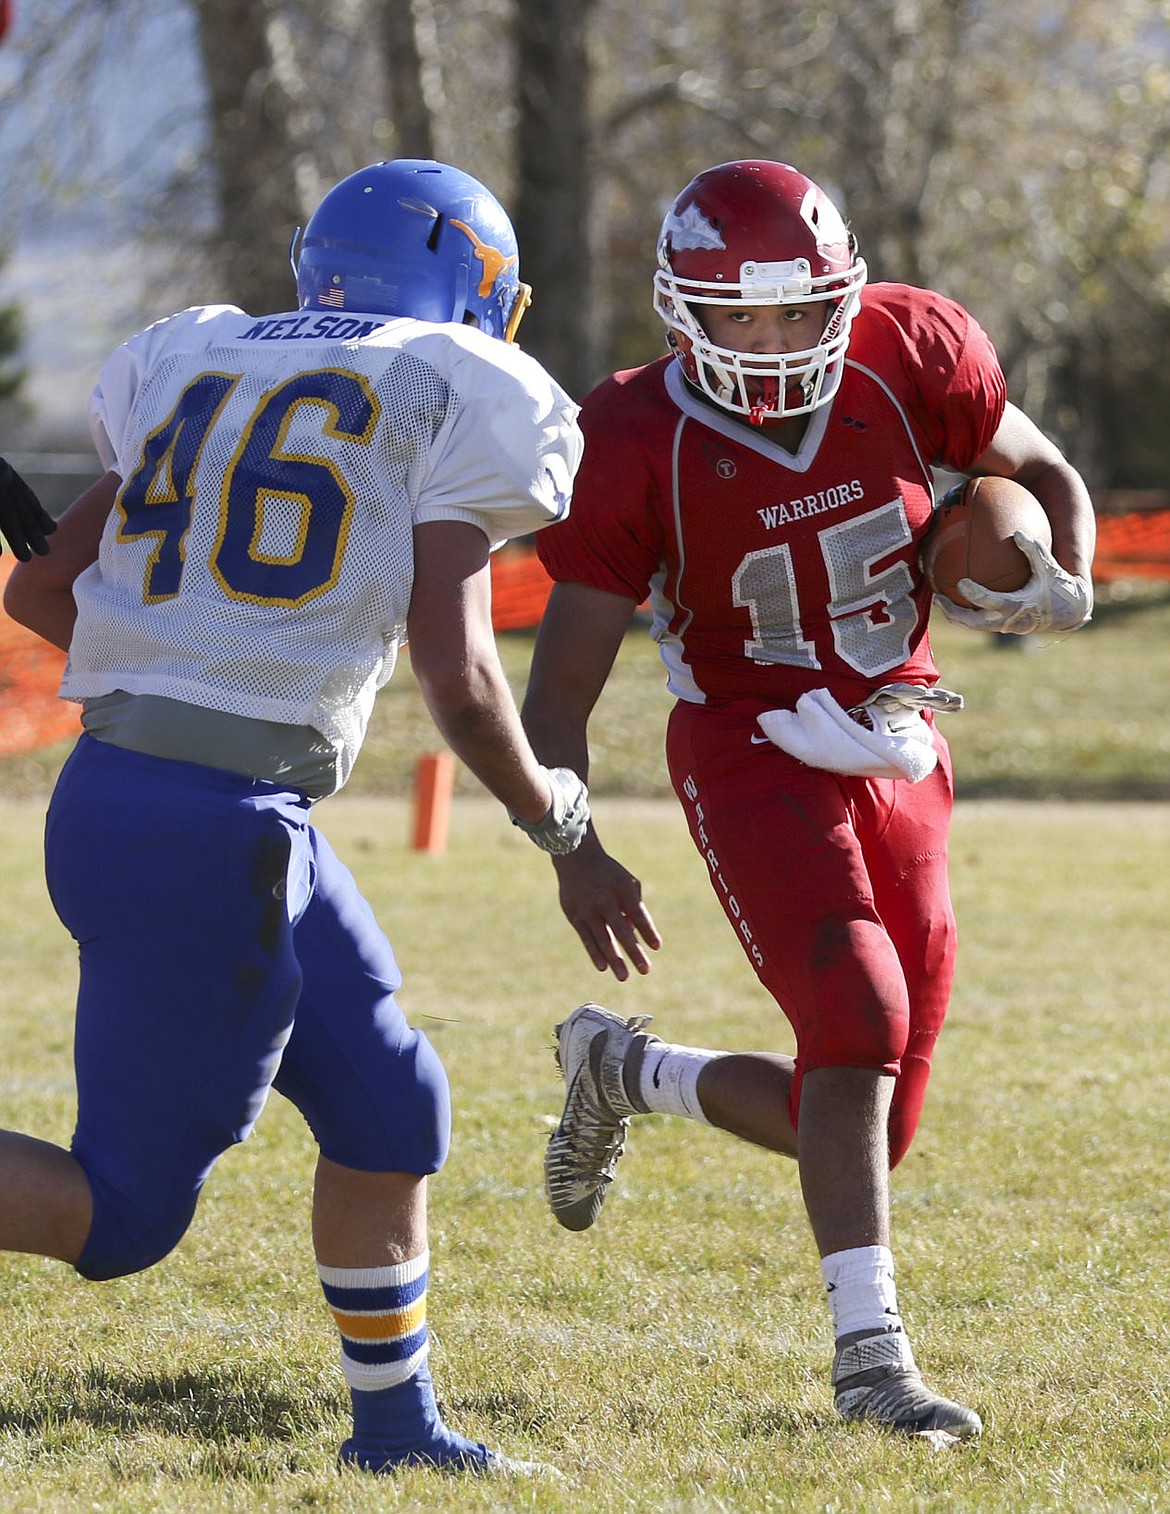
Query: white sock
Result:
<box><xmin>319</xmin><ymin>1252</ymin><xmax>430</xmax><ymax>1391</ymax></box>
<box><xmin>820</xmin><ymin>1244</ymin><xmax>903</xmax><ymax>1339</ymax></box>
<box><xmin>636</xmin><ymin>1043</ymin><xmax>726</xmax><ymax>1124</ymax></box>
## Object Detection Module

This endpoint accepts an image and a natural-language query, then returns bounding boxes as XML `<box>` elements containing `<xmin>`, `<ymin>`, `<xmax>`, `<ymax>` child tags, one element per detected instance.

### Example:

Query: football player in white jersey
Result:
<box><xmin>2</xmin><ymin>159</ymin><xmax>586</xmax><ymax>1477</ymax></box>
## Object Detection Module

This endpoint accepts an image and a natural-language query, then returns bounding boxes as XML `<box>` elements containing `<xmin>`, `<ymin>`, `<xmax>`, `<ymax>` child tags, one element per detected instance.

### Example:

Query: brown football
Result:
<box><xmin>920</xmin><ymin>476</ymin><xmax>1053</xmax><ymax>609</ymax></box>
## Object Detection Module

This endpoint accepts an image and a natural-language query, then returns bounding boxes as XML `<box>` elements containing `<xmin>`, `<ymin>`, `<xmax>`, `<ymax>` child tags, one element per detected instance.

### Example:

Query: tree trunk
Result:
<box><xmin>379</xmin><ymin>0</ymin><xmax>440</xmax><ymax>160</ymax></box>
<box><xmin>190</xmin><ymin>0</ymin><xmax>304</xmax><ymax>315</ymax></box>
<box><xmin>512</xmin><ymin>0</ymin><xmax>596</xmax><ymax>397</ymax></box>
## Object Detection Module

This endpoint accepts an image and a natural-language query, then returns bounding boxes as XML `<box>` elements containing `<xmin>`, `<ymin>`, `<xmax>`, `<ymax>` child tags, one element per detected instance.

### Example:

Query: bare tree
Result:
<box><xmin>511</xmin><ymin>0</ymin><xmax>598</xmax><ymax>395</ymax></box>
<box><xmin>379</xmin><ymin>0</ymin><xmax>441</xmax><ymax>159</ymax></box>
<box><xmin>6</xmin><ymin>0</ymin><xmax>1170</xmax><ymax>486</ymax></box>
<box><xmin>190</xmin><ymin>0</ymin><xmax>304</xmax><ymax>313</ymax></box>
<box><xmin>822</xmin><ymin>0</ymin><xmax>976</xmax><ymax>286</ymax></box>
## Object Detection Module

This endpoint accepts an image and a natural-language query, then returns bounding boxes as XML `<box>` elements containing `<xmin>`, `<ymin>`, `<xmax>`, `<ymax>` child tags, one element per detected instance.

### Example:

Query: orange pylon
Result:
<box><xmin>410</xmin><ymin>750</ymin><xmax>455</xmax><ymax>854</ymax></box>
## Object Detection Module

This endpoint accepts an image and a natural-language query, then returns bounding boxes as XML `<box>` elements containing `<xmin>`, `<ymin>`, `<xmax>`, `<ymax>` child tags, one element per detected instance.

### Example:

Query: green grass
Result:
<box><xmin>0</xmin><ymin>583</ymin><xmax>1168</xmax><ymax>1507</ymax></box>
<box><xmin>0</xmin><ymin>793</ymin><xmax>1169</xmax><ymax>1510</ymax></box>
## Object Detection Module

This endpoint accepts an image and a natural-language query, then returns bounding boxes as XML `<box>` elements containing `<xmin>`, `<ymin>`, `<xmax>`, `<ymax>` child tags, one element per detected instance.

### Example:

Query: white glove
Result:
<box><xmin>935</xmin><ymin>532</ymin><xmax>1093</xmax><ymax>636</ymax></box>
<box><xmin>509</xmin><ymin>766</ymin><xmax>590</xmax><ymax>854</ymax></box>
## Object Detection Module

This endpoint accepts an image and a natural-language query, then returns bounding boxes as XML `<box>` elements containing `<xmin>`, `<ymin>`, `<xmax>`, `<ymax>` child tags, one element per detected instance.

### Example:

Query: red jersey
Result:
<box><xmin>538</xmin><ymin>283</ymin><xmax>1006</xmax><ymax>710</ymax></box>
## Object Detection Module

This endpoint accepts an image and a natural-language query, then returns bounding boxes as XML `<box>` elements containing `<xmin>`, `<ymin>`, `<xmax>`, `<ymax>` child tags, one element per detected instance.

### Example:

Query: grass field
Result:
<box><xmin>0</xmin><ymin>587</ymin><xmax>1168</xmax><ymax>1509</ymax></box>
<box><xmin>0</xmin><ymin>791</ymin><xmax>1168</xmax><ymax>1512</ymax></box>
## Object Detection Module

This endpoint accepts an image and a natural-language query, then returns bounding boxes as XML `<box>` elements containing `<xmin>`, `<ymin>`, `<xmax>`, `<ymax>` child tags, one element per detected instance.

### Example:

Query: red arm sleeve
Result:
<box><xmin>866</xmin><ymin>285</ymin><xmax>1007</xmax><ymax>472</ymax></box>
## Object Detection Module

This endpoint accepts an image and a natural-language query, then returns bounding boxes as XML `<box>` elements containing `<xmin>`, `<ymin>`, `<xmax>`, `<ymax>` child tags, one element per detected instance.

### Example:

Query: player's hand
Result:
<box><xmin>941</xmin><ymin>532</ymin><xmax>1093</xmax><ymax>635</ymax></box>
<box><xmin>0</xmin><ymin>456</ymin><xmax>57</xmax><ymax>561</ymax></box>
<box><xmin>510</xmin><ymin>765</ymin><xmax>590</xmax><ymax>854</ymax></box>
<box><xmin>552</xmin><ymin>837</ymin><xmax>661</xmax><ymax>981</ymax></box>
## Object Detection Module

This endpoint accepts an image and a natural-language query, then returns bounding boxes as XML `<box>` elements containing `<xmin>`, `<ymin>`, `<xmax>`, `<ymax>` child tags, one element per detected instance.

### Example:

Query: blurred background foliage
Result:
<box><xmin>2</xmin><ymin>0</ymin><xmax>1170</xmax><ymax>494</ymax></box>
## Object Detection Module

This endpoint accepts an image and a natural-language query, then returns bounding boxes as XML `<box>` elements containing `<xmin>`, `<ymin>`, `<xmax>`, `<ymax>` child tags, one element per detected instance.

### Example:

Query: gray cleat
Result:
<box><xmin>544</xmin><ymin>1004</ymin><xmax>659</xmax><ymax>1231</ymax></box>
<box><xmin>832</xmin><ymin>1329</ymin><xmax>983</xmax><ymax>1449</ymax></box>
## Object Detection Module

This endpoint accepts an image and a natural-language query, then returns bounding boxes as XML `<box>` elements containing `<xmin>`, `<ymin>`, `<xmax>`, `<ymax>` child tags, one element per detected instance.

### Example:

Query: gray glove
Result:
<box><xmin>936</xmin><ymin>531</ymin><xmax>1093</xmax><ymax>635</ymax></box>
<box><xmin>510</xmin><ymin>766</ymin><xmax>590</xmax><ymax>854</ymax></box>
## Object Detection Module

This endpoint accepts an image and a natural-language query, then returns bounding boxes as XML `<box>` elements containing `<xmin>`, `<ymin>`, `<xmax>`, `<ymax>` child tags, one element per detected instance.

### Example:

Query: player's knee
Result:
<box><xmin>798</xmin><ymin>997</ymin><xmax>908</xmax><ymax>1075</ymax></box>
<box><xmin>74</xmin><ymin>1186</ymin><xmax>197</xmax><ymax>1282</ymax></box>
<box><xmin>308</xmin><ymin>1025</ymin><xmax>452</xmax><ymax>1175</ymax></box>
<box><xmin>797</xmin><ymin>996</ymin><xmax>907</xmax><ymax>1073</ymax></box>
<box><xmin>399</xmin><ymin>1031</ymin><xmax>451</xmax><ymax>1172</ymax></box>
<box><xmin>805</xmin><ymin>918</ymin><xmax>910</xmax><ymax>1069</ymax></box>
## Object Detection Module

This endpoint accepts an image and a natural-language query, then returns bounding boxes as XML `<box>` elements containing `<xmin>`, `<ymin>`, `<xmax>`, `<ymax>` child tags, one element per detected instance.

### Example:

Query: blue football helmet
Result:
<box><xmin>290</xmin><ymin>159</ymin><xmax>532</xmax><ymax>341</ymax></box>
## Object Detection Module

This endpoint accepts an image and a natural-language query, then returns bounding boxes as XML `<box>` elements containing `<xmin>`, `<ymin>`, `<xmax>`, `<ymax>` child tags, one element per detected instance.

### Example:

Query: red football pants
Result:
<box><xmin>666</xmin><ymin>699</ymin><xmax>956</xmax><ymax>1167</ymax></box>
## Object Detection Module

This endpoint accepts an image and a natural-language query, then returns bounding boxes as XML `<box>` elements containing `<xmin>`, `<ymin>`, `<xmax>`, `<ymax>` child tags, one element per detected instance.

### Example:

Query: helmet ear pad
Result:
<box><xmin>292</xmin><ymin>159</ymin><xmax>529</xmax><ymax>341</ymax></box>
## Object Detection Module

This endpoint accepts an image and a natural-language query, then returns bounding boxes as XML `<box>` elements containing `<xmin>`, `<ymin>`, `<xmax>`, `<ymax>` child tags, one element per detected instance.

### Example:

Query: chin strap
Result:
<box><xmin>749</xmin><ymin>376</ymin><xmax>818</xmax><ymax>426</ymax></box>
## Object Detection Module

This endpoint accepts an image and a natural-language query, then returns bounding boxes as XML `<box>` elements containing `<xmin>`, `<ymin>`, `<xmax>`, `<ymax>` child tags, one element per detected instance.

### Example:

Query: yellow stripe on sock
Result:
<box><xmin>331</xmin><ymin>1298</ymin><xmax>427</xmax><ymax>1342</ymax></box>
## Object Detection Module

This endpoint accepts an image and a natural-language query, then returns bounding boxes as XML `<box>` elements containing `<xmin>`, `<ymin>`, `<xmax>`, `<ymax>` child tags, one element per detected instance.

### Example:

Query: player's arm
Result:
<box><xmin>406</xmin><ymin>518</ymin><xmax>586</xmax><ymax>851</ymax></box>
<box><xmin>941</xmin><ymin>403</ymin><xmax>1095</xmax><ymax>634</ymax></box>
<box><xmin>0</xmin><ymin>456</ymin><xmax>57</xmax><ymax>561</ymax></box>
<box><xmin>522</xmin><ymin>580</ymin><xmax>662</xmax><ymax>980</ymax></box>
<box><xmin>972</xmin><ymin>402</ymin><xmax>1095</xmax><ymax>581</ymax></box>
<box><xmin>3</xmin><ymin>470</ymin><xmax>121</xmax><ymax>651</ymax></box>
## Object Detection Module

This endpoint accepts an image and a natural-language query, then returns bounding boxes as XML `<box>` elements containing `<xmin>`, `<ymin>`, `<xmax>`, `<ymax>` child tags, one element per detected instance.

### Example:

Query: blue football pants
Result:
<box><xmin>44</xmin><ymin>735</ymin><xmax>450</xmax><ymax>1281</ymax></box>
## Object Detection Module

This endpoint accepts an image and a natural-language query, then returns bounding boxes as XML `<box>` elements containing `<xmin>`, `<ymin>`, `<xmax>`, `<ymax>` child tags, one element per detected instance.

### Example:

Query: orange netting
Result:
<box><xmin>0</xmin><ymin>558</ymin><xmax>80</xmax><ymax>758</ymax></box>
<box><xmin>1093</xmin><ymin>510</ymin><xmax>1170</xmax><ymax>581</ymax></box>
<box><xmin>489</xmin><ymin>545</ymin><xmax>555</xmax><ymax>630</ymax></box>
<box><xmin>3</xmin><ymin>513</ymin><xmax>1167</xmax><ymax>762</ymax></box>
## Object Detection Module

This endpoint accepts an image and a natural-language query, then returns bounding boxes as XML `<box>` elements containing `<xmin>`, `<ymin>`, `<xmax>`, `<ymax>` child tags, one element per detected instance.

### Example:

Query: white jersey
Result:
<box><xmin>64</xmin><ymin>304</ymin><xmax>582</xmax><ymax>793</ymax></box>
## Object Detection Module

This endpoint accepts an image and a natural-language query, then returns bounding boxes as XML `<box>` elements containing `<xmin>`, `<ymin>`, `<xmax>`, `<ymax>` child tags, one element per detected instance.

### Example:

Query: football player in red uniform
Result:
<box><xmin>522</xmin><ymin>160</ymin><xmax>1095</xmax><ymax>1445</ymax></box>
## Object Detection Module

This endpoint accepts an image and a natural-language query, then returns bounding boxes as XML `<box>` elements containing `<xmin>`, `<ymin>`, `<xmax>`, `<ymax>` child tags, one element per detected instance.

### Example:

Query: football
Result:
<box><xmin>920</xmin><ymin>476</ymin><xmax>1052</xmax><ymax>609</ymax></box>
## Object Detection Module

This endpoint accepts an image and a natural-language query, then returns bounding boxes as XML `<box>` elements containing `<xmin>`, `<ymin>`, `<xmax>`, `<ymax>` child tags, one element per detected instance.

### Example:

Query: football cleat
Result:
<box><xmin>832</xmin><ymin>1329</ymin><xmax>982</xmax><ymax>1449</ymax></box>
<box><xmin>544</xmin><ymin>1004</ymin><xmax>659</xmax><ymax>1231</ymax></box>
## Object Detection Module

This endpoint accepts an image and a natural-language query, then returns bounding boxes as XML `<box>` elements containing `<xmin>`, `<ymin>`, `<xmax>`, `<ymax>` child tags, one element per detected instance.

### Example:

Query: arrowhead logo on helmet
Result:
<box><xmin>660</xmin><ymin>203</ymin><xmax>727</xmax><ymax>253</ymax></box>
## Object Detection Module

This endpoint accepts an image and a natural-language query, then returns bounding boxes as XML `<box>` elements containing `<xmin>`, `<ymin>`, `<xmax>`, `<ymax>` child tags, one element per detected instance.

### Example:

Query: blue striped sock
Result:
<box><xmin>320</xmin><ymin>1253</ymin><xmax>491</xmax><ymax>1471</ymax></box>
<box><xmin>319</xmin><ymin>1251</ymin><xmax>430</xmax><ymax>1392</ymax></box>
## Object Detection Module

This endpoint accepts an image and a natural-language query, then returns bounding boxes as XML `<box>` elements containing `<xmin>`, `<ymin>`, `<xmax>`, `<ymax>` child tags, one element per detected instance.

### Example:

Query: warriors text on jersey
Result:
<box><xmin>65</xmin><ymin>303</ymin><xmax>582</xmax><ymax>793</ymax></box>
<box><xmin>536</xmin><ymin>283</ymin><xmax>1006</xmax><ymax>713</ymax></box>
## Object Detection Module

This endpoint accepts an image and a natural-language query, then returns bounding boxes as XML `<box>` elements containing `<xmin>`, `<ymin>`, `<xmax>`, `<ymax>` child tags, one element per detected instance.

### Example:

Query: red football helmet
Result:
<box><xmin>653</xmin><ymin>161</ymin><xmax>866</xmax><ymax>424</ymax></box>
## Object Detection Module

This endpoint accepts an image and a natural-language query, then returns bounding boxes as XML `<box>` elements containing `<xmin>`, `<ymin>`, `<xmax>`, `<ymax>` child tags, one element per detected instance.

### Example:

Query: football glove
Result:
<box><xmin>936</xmin><ymin>531</ymin><xmax>1093</xmax><ymax>635</ymax></box>
<box><xmin>0</xmin><ymin>455</ymin><xmax>57</xmax><ymax>561</ymax></box>
<box><xmin>510</xmin><ymin>766</ymin><xmax>590</xmax><ymax>855</ymax></box>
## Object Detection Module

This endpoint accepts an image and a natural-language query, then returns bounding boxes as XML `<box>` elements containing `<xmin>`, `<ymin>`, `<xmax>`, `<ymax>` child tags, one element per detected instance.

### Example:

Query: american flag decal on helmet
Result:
<box><xmin>319</xmin><ymin>286</ymin><xmax>346</xmax><ymax>308</ymax></box>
